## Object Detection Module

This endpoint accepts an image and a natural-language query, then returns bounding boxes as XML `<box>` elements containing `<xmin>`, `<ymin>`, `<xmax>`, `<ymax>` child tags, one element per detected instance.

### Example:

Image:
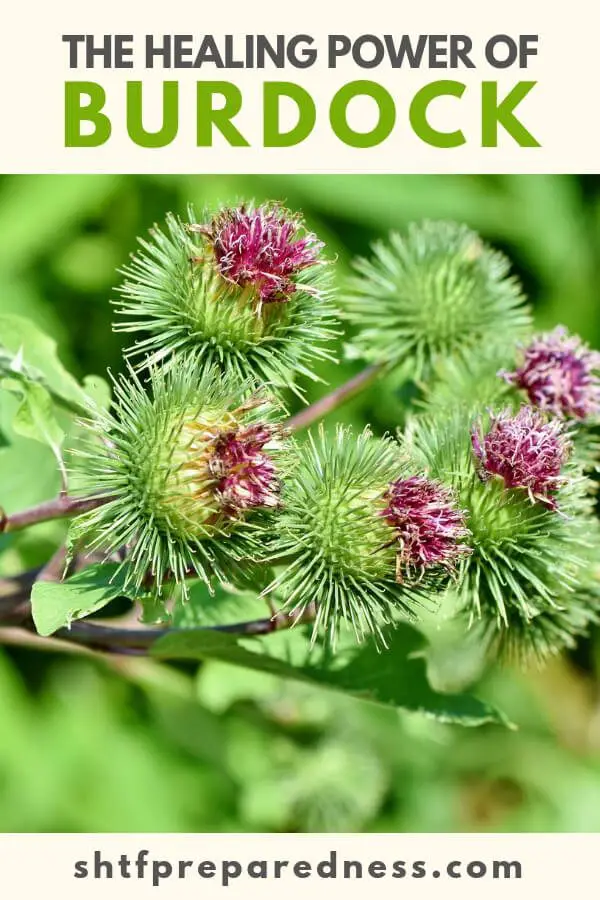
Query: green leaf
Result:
<box><xmin>81</xmin><ymin>375</ymin><xmax>112</xmax><ymax>414</ymax></box>
<box><xmin>172</xmin><ymin>581</ymin><xmax>268</xmax><ymax>629</ymax></box>
<box><xmin>415</xmin><ymin>592</ymin><xmax>493</xmax><ymax>693</ymax></box>
<box><xmin>66</xmin><ymin>374</ymin><xmax>113</xmax><ymax>453</ymax></box>
<box><xmin>31</xmin><ymin>563</ymin><xmax>134</xmax><ymax>637</ymax></box>
<box><xmin>0</xmin><ymin>391</ymin><xmax>64</xmax><ymax>559</ymax></box>
<box><xmin>0</xmin><ymin>314</ymin><xmax>88</xmax><ymax>415</ymax></box>
<box><xmin>2</xmin><ymin>380</ymin><xmax>66</xmax><ymax>482</ymax></box>
<box><xmin>153</xmin><ymin>623</ymin><xmax>511</xmax><ymax>727</ymax></box>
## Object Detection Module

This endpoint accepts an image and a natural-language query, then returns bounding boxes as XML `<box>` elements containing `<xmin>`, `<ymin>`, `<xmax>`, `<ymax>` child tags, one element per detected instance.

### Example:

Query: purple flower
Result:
<box><xmin>471</xmin><ymin>406</ymin><xmax>571</xmax><ymax>508</ymax></box>
<box><xmin>195</xmin><ymin>204</ymin><xmax>323</xmax><ymax>304</ymax></box>
<box><xmin>383</xmin><ymin>475</ymin><xmax>470</xmax><ymax>579</ymax></box>
<box><xmin>209</xmin><ymin>423</ymin><xmax>280</xmax><ymax>515</ymax></box>
<box><xmin>500</xmin><ymin>326</ymin><xmax>600</xmax><ymax>419</ymax></box>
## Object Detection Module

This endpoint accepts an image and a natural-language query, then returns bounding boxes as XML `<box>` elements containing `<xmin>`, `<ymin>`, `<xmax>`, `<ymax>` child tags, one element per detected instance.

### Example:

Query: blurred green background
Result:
<box><xmin>2</xmin><ymin>174</ymin><xmax>600</xmax><ymax>832</ymax></box>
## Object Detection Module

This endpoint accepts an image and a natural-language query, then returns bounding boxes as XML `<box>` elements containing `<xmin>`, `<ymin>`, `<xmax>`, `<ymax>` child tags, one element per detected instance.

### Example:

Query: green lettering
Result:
<box><xmin>65</xmin><ymin>82</ymin><xmax>111</xmax><ymax>147</ymax></box>
<box><xmin>196</xmin><ymin>82</ymin><xmax>249</xmax><ymax>147</ymax></box>
<box><xmin>329</xmin><ymin>80</ymin><xmax>395</xmax><ymax>148</ymax></box>
<box><xmin>126</xmin><ymin>82</ymin><xmax>178</xmax><ymax>148</ymax></box>
<box><xmin>263</xmin><ymin>82</ymin><xmax>315</xmax><ymax>147</ymax></box>
<box><xmin>481</xmin><ymin>81</ymin><xmax>540</xmax><ymax>147</ymax></box>
<box><xmin>409</xmin><ymin>81</ymin><xmax>466</xmax><ymax>148</ymax></box>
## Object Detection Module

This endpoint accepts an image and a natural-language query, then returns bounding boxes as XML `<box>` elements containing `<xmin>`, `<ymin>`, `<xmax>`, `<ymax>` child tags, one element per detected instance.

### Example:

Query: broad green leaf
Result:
<box><xmin>414</xmin><ymin>592</ymin><xmax>492</xmax><ymax>694</ymax></box>
<box><xmin>0</xmin><ymin>314</ymin><xmax>88</xmax><ymax>415</ymax></box>
<box><xmin>2</xmin><ymin>380</ymin><xmax>66</xmax><ymax>482</ymax></box>
<box><xmin>31</xmin><ymin>563</ymin><xmax>133</xmax><ymax>637</ymax></box>
<box><xmin>153</xmin><ymin>624</ymin><xmax>511</xmax><ymax>727</ymax></box>
<box><xmin>0</xmin><ymin>391</ymin><xmax>64</xmax><ymax>571</ymax></box>
<box><xmin>421</xmin><ymin>623</ymin><xmax>492</xmax><ymax>694</ymax></box>
<box><xmin>172</xmin><ymin>580</ymin><xmax>269</xmax><ymax>628</ymax></box>
<box><xmin>81</xmin><ymin>375</ymin><xmax>112</xmax><ymax>414</ymax></box>
<box><xmin>66</xmin><ymin>374</ymin><xmax>113</xmax><ymax>455</ymax></box>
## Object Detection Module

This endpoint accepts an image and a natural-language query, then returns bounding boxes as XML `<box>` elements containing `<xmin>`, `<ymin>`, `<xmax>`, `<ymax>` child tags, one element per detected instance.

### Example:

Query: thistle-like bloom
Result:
<box><xmin>383</xmin><ymin>476</ymin><xmax>471</xmax><ymax>579</ymax></box>
<box><xmin>115</xmin><ymin>207</ymin><xmax>337</xmax><ymax>395</ymax></box>
<box><xmin>402</xmin><ymin>409</ymin><xmax>597</xmax><ymax>643</ymax></box>
<box><xmin>341</xmin><ymin>221</ymin><xmax>531</xmax><ymax>376</ymax></box>
<box><xmin>72</xmin><ymin>363</ymin><xmax>290</xmax><ymax>601</ymax></box>
<box><xmin>192</xmin><ymin>203</ymin><xmax>324</xmax><ymax>305</ymax></box>
<box><xmin>471</xmin><ymin>406</ymin><xmax>571</xmax><ymax>508</ymax></box>
<box><xmin>500</xmin><ymin>326</ymin><xmax>600</xmax><ymax>419</ymax></box>
<box><xmin>210</xmin><ymin>423</ymin><xmax>280</xmax><ymax>515</ymax></box>
<box><xmin>266</xmin><ymin>426</ymin><xmax>430</xmax><ymax>645</ymax></box>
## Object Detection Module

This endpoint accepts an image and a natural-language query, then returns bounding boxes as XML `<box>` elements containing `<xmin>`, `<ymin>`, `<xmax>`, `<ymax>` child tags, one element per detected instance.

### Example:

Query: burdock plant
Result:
<box><xmin>341</xmin><ymin>220</ymin><xmax>532</xmax><ymax>377</ymax></box>
<box><xmin>500</xmin><ymin>326</ymin><xmax>600</xmax><ymax>420</ymax></box>
<box><xmin>2</xmin><ymin>204</ymin><xmax>600</xmax><ymax>725</ymax></box>
<box><xmin>266</xmin><ymin>425</ymin><xmax>470</xmax><ymax>646</ymax></box>
<box><xmin>70</xmin><ymin>362</ymin><xmax>291</xmax><ymax>603</ymax></box>
<box><xmin>114</xmin><ymin>203</ymin><xmax>338</xmax><ymax>395</ymax></box>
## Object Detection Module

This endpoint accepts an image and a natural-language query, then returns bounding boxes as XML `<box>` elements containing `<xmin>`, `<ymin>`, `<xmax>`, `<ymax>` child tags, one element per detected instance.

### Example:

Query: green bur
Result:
<box><xmin>267</xmin><ymin>425</ymin><xmax>431</xmax><ymax>645</ymax></box>
<box><xmin>71</xmin><ymin>361</ymin><xmax>289</xmax><ymax>607</ymax></box>
<box><xmin>114</xmin><ymin>210</ymin><xmax>339</xmax><ymax>396</ymax></box>
<box><xmin>402</xmin><ymin>408</ymin><xmax>600</xmax><ymax>664</ymax></box>
<box><xmin>342</xmin><ymin>220</ymin><xmax>531</xmax><ymax>376</ymax></box>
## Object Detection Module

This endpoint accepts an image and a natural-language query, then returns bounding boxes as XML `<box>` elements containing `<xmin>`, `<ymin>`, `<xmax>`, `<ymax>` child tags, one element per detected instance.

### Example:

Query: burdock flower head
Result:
<box><xmin>401</xmin><ymin>409</ymin><xmax>598</xmax><ymax>653</ymax></box>
<box><xmin>72</xmin><ymin>362</ymin><xmax>290</xmax><ymax>603</ymax></box>
<box><xmin>340</xmin><ymin>220</ymin><xmax>531</xmax><ymax>377</ymax></box>
<box><xmin>471</xmin><ymin>406</ymin><xmax>571</xmax><ymax>508</ymax></box>
<box><xmin>500</xmin><ymin>326</ymin><xmax>600</xmax><ymax>419</ymax></box>
<box><xmin>193</xmin><ymin>203</ymin><xmax>324</xmax><ymax>306</ymax></box>
<box><xmin>115</xmin><ymin>203</ymin><xmax>337</xmax><ymax>395</ymax></box>
<box><xmin>266</xmin><ymin>426</ymin><xmax>463</xmax><ymax>646</ymax></box>
<box><xmin>383</xmin><ymin>475</ymin><xmax>471</xmax><ymax>580</ymax></box>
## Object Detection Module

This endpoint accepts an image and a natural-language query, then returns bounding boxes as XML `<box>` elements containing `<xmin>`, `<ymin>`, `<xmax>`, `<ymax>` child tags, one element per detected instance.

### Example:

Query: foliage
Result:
<box><xmin>2</xmin><ymin>174</ymin><xmax>600</xmax><ymax>834</ymax></box>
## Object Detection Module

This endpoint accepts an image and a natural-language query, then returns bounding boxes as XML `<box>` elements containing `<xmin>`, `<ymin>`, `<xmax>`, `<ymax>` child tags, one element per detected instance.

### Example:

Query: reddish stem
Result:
<box><xmin>287</xmin><ymin>364</ymin><xmax>382</xmax><ymax>431</ymax></box>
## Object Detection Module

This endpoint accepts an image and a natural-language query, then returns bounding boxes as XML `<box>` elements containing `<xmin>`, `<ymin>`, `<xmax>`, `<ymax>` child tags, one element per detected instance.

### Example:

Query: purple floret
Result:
<box><xmin>383</xmin><ymin>475</ymin><xmax>471</xmax><ymax>579</ymax></box>
<box><xmin>500</xmin><ymin>326</ymin><xmax>600</xmax><ymax>419</ymax></box>
<box><xmin>197</xmin><ymin>204</ymin><xmax>323</xmax><ymax>304</ymax></box>
<box><xmin>471</xmin><ymin>406</ymin><xmax>571</xmax><ymax>508</ymax></box>
<box><xmin>209</xmin><ymin>423</ymin><xmax>280</xmax><ymax>515</ymax></box>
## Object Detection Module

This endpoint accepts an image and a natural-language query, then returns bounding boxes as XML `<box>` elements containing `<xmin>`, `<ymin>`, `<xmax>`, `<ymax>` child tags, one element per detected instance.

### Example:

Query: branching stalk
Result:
<box><xmin>54</xmin><ymin>604</ymin><xmax>316</xmax><ymax>653</ymax></box>
<box><xmin>0</xmin><ymin>495</ymin><xmax>107</xmax><ymax>534</ymax></box>
<box><xmin>288</xmin><ymin>364</ymin><xmax>382</xmax><ymax>431</ymax></box>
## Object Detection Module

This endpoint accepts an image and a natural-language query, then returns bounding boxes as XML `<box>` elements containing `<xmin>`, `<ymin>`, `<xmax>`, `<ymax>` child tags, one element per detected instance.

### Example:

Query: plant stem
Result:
<box><xmin>0</xmin><ymin>495</ymin><xmax>107</xmax><ymax>534</ymax></box>
<box><xmin>53</xmin><ymin>604</ymin><xmax>316</xmax><ymax>653</ymax></box>
<box><xmin>0</xmin><ymin>560</ymin><xmax>317</xmax><ymax>654</ymax></box>
<box><xmin>287</xmin><ymin>364</ymin><xmax>382</xmax><ymax>432</ymax></box>
<box><xmin>38</xmin><ymin>545</ymin><xmax>68</xmax><ymax>582</ymax></box>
